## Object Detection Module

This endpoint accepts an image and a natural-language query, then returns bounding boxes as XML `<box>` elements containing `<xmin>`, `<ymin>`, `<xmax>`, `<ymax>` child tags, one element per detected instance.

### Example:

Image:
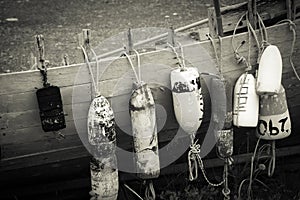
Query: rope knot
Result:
<box><xmin>189</xmin><ymin>142</ymin><xmax>201</xmax><ymax>155</ymax></box>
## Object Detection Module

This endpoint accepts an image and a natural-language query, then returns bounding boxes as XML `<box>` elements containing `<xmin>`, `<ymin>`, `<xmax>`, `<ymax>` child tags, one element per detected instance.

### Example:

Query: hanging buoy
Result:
<box><xmin>124</xmin><ymin>50</ymin><xmax>160</xmax><ymax>179</ymax></box>
<box><xmin>88</xmin><ymin>95</ymin><xmax>119</xmax><ymax>200</ymax></box>
<box><xmin>79</xmin><ymin>30</ymin><xmax>119</xmax><ymax>200</ymax></box>
<box><xmin>257</xmin><ymin>85</ymin><xmax>291</xmax><ymax>140</ymax></box>
<box><xmin>257</xmin><ymin>45</ymin><xmax>282</xmax><ymax>94</ymax></box>
<box><xmin>170</xmin><ymin>67</ymin><xmax>204</xmax><ymax>135</ymax></box>
<box><xmin>90</xmin><ymin>157</ymin><xmax>119</xmax><ymax>200</ymax></box>
<box><xmin>233</xmin><ymin>73</ymin><xmax>259</xmax><ymax>127</ymax></box>
<box><xmin>130</xmin><ymin>82</ymin><xmax>160</xmax><ymax>179</ymax></box>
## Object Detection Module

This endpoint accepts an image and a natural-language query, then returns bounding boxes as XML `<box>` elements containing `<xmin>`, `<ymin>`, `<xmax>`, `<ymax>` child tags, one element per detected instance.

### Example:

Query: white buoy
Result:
<box><xmin>233</xmin><ymin>73</ymin><xmax>259</xmax><ymax>127</ymax></box>
<box><xmin>130</xmin><ymin>82</ymin><xmax>160</xmax><ymax>179</ymax></box>
<box><xmin>88</xmin><ymin>95</ymin><xmax>118</xmax><ymax>200</ymax></box>
<box><xmin>257</xmin><ymin>45</ymin><xmax>282</xmax><ymax>94</ymax></box>
<box><xmin>257</xmin><ymin>85</ymin><xmax>291</xmax><ymax>140</ymax></box>
<box><xmin>170</xmin><ymin>67</ymin><xmax>204</xmax><ymax>135</ymax></box>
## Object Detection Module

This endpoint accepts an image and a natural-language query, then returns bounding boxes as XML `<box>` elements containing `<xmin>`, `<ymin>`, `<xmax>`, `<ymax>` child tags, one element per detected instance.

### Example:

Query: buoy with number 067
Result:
<box><xmin>257</xmin><ymin>85</ymin><xmax>291</xmax><ymax>140</ymax></box>
<box><xmin>257</xmin><ymin>45</ymin><xmax>282</xmax><ymax>94</ymax></box>
<box><xmin>170</xmin><ymin>67</ymin><xmax>204</xmax><ymax>135</ymax></box>
<box><xmin>233</xmin><ymin>73</ymin><xmax>259</xmax><ymax>127</ymax></box>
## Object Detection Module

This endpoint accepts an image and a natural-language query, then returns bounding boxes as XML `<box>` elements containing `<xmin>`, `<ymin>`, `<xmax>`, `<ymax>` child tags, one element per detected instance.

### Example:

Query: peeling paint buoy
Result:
<box><xmin>88</xmin><ymin>95</ymin><xmax>118</xmax><ymax>199</ymax></box>
<box><xmin>130</xmin><ymin>82</ymin><xmax>160</xmax><ymax>179</ymax></box>
<box><xmin>257</xmin><ymin>85</ymin><xmax>291</xmax><ymax>140</ymax></box>
<box><xmin>170</xmin><ymin>67</ymin><xmax>204</xmax><ymax>135</ymax></box>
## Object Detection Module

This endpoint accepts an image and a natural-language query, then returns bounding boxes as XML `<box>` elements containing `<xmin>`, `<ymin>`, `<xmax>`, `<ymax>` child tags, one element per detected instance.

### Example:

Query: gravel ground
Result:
<box><xmin>0</xmin><ymin>0</ymin><xmax>244</xmax><ymax>73</ymax></box>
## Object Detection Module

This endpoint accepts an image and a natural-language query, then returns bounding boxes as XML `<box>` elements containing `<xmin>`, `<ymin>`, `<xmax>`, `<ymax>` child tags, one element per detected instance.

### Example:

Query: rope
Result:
<box><xmin>90</xmin><ymin>47</ymin><xmax>99</xmax><ymax>96</ymax></box>
<box><xmin>145</xmin><ymin>180</ymin><xmax>156</xmax><ymax>200</ymax></box>
<box><xmin>222</xmin><ymin>158</ymin><xmax>231</xmax><ymax>200</ymax></box>
<box><xmin>80</xmin><ymin>45</ymin><xmax>98</xmax><ymax>94</ymax></box>
<box><xmin>124</xmin><ymin>184</ymin><xmax>144</xmax><ymax>200</ymax></box>
<box><xmin>167</xmin><ymin>43</ymin><xmax>184</xmax><ymax>69</ymax></box>
<box><xmin>207</xmin><ymin>34</ymin><xmax>221</xmax><ymax>72</ymax></box>
<box><xmin>123</xmin><ymin>52</ymin><xmax>141</xmax><ymax>84</ymax></box>
<box><xmin>176</xmin><ymin>41</ymin><xmax>186</xmax><ymax>68</ymax></box>
<box><xmin>247</xmin><ymin>136</ymin><xmax>261</xmax><ymax>200</ymax></box>
<box><xmin>188</xmin><ymin>139</ymin><xmax>225</xmax><ymax>187</ymax></box>
<box><xmin>276</xmin><ymin>20</ymin><xmax>300</xmax><ymax>81</ymax></box>
<box><xmin>268</xmin><ymin>140</ymin><xmax>276</xmax><ymax>177</ymax></box>
<box><xmin>133</xmin><ymin>49</ymin><xmax>142</xmax><ymax>82</ymax></box>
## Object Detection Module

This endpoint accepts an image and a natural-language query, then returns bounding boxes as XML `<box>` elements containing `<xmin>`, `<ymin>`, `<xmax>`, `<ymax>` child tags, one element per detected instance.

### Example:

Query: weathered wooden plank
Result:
<box><xmin>208</xmin><ymin>0</ymin><xmax>288</xmax><ymax>36</ymax></box>
<box><xmin>0</xmin><ymin>21</ymin><xmax>298</xmax><ymax>97</ymax></box>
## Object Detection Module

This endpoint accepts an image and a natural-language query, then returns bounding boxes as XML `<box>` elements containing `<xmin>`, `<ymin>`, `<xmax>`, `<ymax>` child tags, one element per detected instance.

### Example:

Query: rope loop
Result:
<box><xmin>145</xmin><ymin>180</ymin><xmax>156</xmax><ymax>200</ymax></box>
<box><xmin>188</xmin><ymin>140</ymin><xmax>225</xmax><ymax>187</ymax></box>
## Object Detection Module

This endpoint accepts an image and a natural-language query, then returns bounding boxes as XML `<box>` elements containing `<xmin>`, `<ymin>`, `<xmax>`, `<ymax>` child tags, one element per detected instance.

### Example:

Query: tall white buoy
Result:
<box><xmin>88</xmin><ymin>96</ymin><xmax>119</xmax><ymax>200</ymax></box>
<box><xmin>257</xmin><ymin>45</ymin><xmax>282</xmax><ymax>94</ymax></box>
<box><xmin>124</xmin><ymin>49</ymin><xmax>160</xmax><ymax>179</ymax></box>
<box><xmin>130</xmin><ymin>82</ymin><xmax>160</xmax><ymax>179</ymax></box>
<box><xmin>233</xmin><ymin>73</ymin><xmax>259</xmax><ymax>127</ymax></box>
<box><xmin>170</xmin><ymin>67</ymin><xmax>204</xmax><ymax>135</ymax></box>
<box><xmin>257</xmin><ymin>85</ymin><xmax>291</xmax><ymax>140</ymax></box>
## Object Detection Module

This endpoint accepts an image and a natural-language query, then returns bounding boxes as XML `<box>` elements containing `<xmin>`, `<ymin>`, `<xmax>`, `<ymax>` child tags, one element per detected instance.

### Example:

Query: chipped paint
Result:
<box><xmin>90</xmin><ymin>157</ymin><xmax>118</xmax><ymax>200</ymax></box>
<box><xmin>170</xmin><ymin>67</ymin><xmax>204</xmax><ymax>135</ymax></box>
<box><xmin>217</xmin><ymin>129</ymin><xmax>233</xmax><ymax>158</ymax></box>
<box><xmin>130</xmin><ymin>82</ymin><xmax>160</xmax><ymax>179</ymax></box>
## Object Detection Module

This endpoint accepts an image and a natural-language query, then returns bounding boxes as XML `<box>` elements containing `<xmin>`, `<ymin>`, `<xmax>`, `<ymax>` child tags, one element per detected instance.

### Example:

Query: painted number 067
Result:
<box><xmin>258</xmin><ymin>117</ymin><xmax>288</xmax><ymax>136</ymax></box>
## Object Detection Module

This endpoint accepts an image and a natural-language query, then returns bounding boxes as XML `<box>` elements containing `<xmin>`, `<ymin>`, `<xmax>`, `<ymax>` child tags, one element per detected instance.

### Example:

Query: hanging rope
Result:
<box><xmin>222</xmin><ymin>158</ymin><xmax>231</xmax><ymax>200</ymax></box>
<box><xmin>133</xmin><ymin>49</ymin><xmax>142</xmax><ymax>82</ymax></box>
<box><xmin>246</xmin><ymin>136</ymin><xmax>261</xmax><ymax>200</ymax></box>
<box><xmin>80</xmin><ymin>45</ymin><xmax>98</xmax><ymax>95</ymax></box>
<box><xmin>267</xmin><ymin>140</ymin><xmax>276</xmax><ymax>177</ymax></box>
<box><xmin>176</xmin><ymin>41</ymin><xmax>186</xmax><ymax>68</ymax></box>
<box><xmin>145</xmin><ymin>180</ymin><xmax>156</xmax><ymax>200</ymax></box>
<box><xmin>123</xmin><ymin>51</ymin><xmax>141</xmax><ymax>84</ymax></box>
<box><xmin>188</xmin><ymin>139</ymin><xmax>225</xmax><ymax>186</ymax></box>
<box><xmin>167</xmin><ymin>43</ymin><xmax>185</xmax><ymax>69</ymax></box>
<box><xmin>207</xmin><ymin>34</ymin><xmax>221</xmax><ymax>72</ymax></box>
<box><xmin>124</xmin><ymin>184</ymin><xmax>144</xmax><ymax>200</ymax></box>
<box><xmin>90</xmin><ymin>47</ymin><xmax>99</xmax><ymax>95</ymax></box>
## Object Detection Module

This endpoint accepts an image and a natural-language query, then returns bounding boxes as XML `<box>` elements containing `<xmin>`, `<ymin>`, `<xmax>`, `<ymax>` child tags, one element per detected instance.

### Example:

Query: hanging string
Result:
<box><xmin>246</xmin><ymin>136</ymin><xmax>261</xmax><ymax>200</ymax></box>
<box><xmin>124</xmin><ymin>184</ymin><xmax>144</xmax><ymax>200</ymax></box>
<box><xmin>222</xmin><ymin>158</ymin><xmax>231</xmax><ymax>200</ymax></box>
<box><xmin>123</xmin><ymin>52</ymin><xmax>141</xmax><ymax>84</ymax></box>
<box><xmin>90</xmin><ymin>47</ymin><xmax>100</xmax><ymax>96</ymax></box>
<box><xmin>188</xmin><ymin>139</ymin><xmax>225</xmax><ymax>186</ymax></box>
<box><xmin>276</xmin><ymin>19</ymin><xmax>300</xmax><ymax>81</ymax></box>
<box><xmin>167</xmin><ymin>43</ymin><xmax>184</xmax><ymax>69</ymax></box>
<box><xmin>145</xmin><ymin>180</ymin><xmax>156</xmax><ymax>200</ymax></box>
<box><xmin>80</xmin><ymin>45</ymin><xmax>98</xmax><ymax>94</ymax></box>
<box><xmin>133</xmin><ymin>49</ymin><xmax>142</xmax><ymax>82</ymax></box>
<box><xmin>268</xmin><ymin>140</ymin><xmax>276</xmax><ymax>177</ymax></box>
<box><xmin>176</xmin><ymin>41</ymin><xmax>186</xmax><ymax>68</ymax></box>
<box><xmin>207</xmin><ymin>34</ymin><xmax>221</xmax><ymax>72</ymax></box>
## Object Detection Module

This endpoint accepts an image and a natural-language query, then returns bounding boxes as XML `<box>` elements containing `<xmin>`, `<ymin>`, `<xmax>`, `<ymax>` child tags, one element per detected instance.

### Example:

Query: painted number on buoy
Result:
<box><xmin>257</xmin><ymin>117</ymin><xmax>289</xmax><ymax>136</ymax></box>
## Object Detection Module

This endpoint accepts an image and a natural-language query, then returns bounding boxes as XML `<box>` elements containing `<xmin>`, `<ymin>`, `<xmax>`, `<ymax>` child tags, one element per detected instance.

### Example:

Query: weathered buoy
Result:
<box><xmin>170</xmin><ymin>67</ymin><xmax>204</xmax><ymax>135</ymax></box>
<box><xmin>257</xmin><ymin>85</ymin><xmax>291</xmax><ymax>140</ymax></box>
<box><xmin>90</xmin><ymin>157</ymin><xmax>119</xmax><ymax>200</ymax></box>
<box><xmin>257</xmin><ymin>45</ymin><xmax>282</xmax><ymax>94</ymax></box>
<box><xmin>233</xmin><ymin>73</ymin><xmax>259</xmax><ymax>127</ymax></box>
<box><xmin>130</xmin><ymin>82</ymin><xmax>160</xmax><ymax>179</ymax></box>
<box><xmin>88</xmin><ymin>95</ymin><xmax>118</xmax><ymax>199</ymax></box>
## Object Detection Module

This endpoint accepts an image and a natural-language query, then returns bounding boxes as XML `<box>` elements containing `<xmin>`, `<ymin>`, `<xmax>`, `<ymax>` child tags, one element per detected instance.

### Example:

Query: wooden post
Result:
<box><xmin>213</xmin><ymin>0</ymin><xmax>224</xmax><ymax>37</ymax></box>
<box><xmin>127</xmin><ymin>28</ymin><xmax>133</xmax><ymax>54</ymax></box>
